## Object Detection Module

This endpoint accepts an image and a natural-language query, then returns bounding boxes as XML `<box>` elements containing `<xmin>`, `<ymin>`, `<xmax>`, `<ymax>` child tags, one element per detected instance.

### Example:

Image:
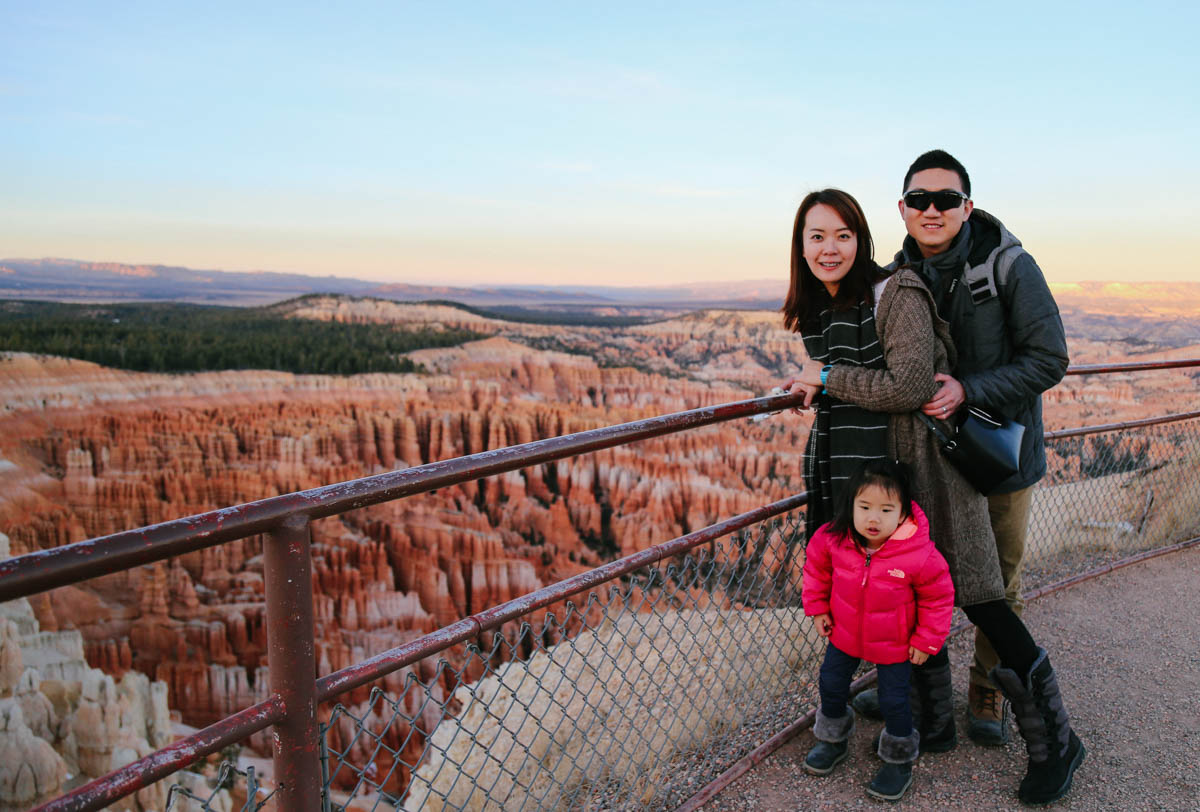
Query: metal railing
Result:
<box><xmin>1</xmin><ymin>359</ymin><xmax>1198</xmax><ymax>811</ymax></box>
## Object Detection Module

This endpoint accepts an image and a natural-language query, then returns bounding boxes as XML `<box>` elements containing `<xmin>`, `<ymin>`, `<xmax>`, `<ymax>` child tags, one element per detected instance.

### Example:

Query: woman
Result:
<box><xmin>783</xmin><ymin>189</ymin><xmax>1085</xmax><ymax>806</ymax></box>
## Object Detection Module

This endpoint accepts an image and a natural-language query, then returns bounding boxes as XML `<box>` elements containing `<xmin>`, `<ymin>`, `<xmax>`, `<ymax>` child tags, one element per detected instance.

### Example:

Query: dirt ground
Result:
<box><xmin>702</xmin><ymin>544</ymin><xmax>1200</xmax><ymax>811</ymax></box>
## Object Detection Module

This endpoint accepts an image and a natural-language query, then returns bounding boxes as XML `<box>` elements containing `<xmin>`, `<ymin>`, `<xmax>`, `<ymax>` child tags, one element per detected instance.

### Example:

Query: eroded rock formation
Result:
<box><xmin>0</xmin><ymin>532</ymin><xmax>180</xmax><ymax>810</ymax></box>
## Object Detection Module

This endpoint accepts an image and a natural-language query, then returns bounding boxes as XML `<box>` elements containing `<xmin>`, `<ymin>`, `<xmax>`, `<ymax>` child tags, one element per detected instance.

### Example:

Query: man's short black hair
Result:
<box><xmin>903</xmin><ymin>149</ymin><xmax>971</xmax><ymax>197</ymax></box>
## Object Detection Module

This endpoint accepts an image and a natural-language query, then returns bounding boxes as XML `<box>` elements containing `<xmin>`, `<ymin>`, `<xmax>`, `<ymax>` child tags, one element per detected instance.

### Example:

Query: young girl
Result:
<box><xmin>801</xmin><ymin>459</ymin><xmax>954</xmax><ymax>802</ymax></box>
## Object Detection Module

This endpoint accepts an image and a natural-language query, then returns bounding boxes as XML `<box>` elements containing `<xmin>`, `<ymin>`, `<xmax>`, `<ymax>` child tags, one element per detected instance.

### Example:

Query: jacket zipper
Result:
<box><xmin>860</xmin><ymin>548</ymin><xmax>872</xmax><ymax>647</ymax></box>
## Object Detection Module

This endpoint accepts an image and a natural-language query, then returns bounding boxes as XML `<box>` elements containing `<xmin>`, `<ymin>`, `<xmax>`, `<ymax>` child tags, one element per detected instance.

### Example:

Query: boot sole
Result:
<box><xmin>1019</xmin><ymin>740</ymin><xmax>1087</xmax><ymax>806</ymax></box>
<box><xmin>802</xmin><ymin>748</ymin><xmax>848</xmax><ymax>776</ymax></box>
<box><xmin>871</xmin><ymin>729</ymin><xmax>957</xmax><ymax>755</ymax></box>
<box><xmin>921</xmin><ymin>735</ymin><xmax>958</xmax><ymax>754</ymax></box>
<box><xmin>967</xmin><ymin>712</ymin><xmax>1011</xmax><ymax>747</ymax></box>
<box><xmin>967</xmin><ymin>727</ymin><xmax>1010</xmax><ymax>747</ymax></box>
<box><xmin>866</xmin><ymin>773</ymin><xmax>913</xmax><ymax>802</ymax></box>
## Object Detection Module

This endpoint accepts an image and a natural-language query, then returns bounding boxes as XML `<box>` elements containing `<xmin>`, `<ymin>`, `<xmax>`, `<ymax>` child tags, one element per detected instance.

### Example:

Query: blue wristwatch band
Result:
<box><xmin>819</xmin><ymin>365</ymin><xmax>832</xmax><ymax>390</ymax></box>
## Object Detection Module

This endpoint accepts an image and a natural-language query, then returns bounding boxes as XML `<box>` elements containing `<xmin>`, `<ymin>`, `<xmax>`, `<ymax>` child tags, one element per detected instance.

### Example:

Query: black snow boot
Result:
<box><xmin>867</xmin><ymin>728</ymin><xmax>919</xmax><ymax>801</ymax></box>
<box><xmin>991</xmin><ymin>648</ymin><xmax>1087</xmax><ymax>806</ymax></box>
<box><xmin>851</xmin><ymin>687</ymin><xmax>883</xmax><ymax>720</ymax></box>
<box><xmin>803</xmin><ymin>707</ymin><xmax>853</xmax><ymax>775</ymax></box>
<box><xmin>911</xmin><ymin>658</ymin><xmax>957</xmax><ymax>753</ymax></box>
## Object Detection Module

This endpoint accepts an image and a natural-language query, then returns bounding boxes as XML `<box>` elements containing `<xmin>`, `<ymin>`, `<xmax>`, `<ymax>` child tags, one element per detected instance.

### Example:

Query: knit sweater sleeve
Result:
<box><xmin>824</xmin><ymin>278</ymin><xmax>939</xmax><ymax>413</ymax></box>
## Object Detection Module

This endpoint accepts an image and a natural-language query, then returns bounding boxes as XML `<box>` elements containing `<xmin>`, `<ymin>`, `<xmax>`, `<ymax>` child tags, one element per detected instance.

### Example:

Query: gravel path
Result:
<box><xmin>702</xmin><ymin>544</ymin><xmax>1200</xmax><ymax>811</ymax></box>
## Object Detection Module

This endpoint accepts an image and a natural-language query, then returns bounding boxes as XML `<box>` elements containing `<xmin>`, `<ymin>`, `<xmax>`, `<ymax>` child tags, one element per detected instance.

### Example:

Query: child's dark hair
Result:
<box><xmin>827</xmin><ymin>459</ymin><xmax>915</xmax><ymax>545</ymax></box>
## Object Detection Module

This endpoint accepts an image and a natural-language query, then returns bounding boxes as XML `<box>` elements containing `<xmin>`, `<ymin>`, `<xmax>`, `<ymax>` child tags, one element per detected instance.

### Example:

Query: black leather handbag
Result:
<box><xmin>919</xmin><ymin>406</ymin><xmax>1025</xmax><ymax>495</ymax></box>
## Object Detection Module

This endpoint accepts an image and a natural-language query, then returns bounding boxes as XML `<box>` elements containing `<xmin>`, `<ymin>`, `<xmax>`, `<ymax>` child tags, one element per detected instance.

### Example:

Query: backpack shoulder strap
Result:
<box><xmin>962</xmin><ymin>246</ymin><xmax>1023</xmax><ymax>305</ymax></box>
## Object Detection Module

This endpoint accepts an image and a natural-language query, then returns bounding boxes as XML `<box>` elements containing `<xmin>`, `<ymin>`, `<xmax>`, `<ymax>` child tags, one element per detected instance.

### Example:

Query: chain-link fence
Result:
<box><xmin>164</xmin><ymin>761</ymin><xmax>276</xmax><ymax>812</ymax></box>
<box><xmin>321</xmin><ymin>508</ymin><xmax>817</xmax><ymax>812</ymax></box>
<box><xmin>316</xmin><ymin>415</ymin><xmax>1200</xmax><ymax>811</ymax></box>
<box><xmin>1028</xmin><ymin>418</ymin><xmax>1200</xmax><ymax>588</ymax></box>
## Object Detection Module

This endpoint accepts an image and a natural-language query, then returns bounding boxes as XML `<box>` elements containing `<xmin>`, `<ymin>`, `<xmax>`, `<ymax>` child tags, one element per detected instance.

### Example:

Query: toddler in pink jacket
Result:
<box><xmin>801</xmin><ymin>459</ymin><xmax>954</xmax><ymax>802</ymax></box>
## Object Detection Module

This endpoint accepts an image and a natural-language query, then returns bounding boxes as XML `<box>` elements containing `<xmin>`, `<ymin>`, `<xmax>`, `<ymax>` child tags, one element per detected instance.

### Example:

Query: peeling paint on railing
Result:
<box><xmin>1044</xmin><ymin>409</ymin><xmax>1200</xmax><ymax>440</ymax></box>
<box><xmin>1064</xmin><ymin>358</ymin><xmax>1200</xmax><ymax>375</ymax></box>
<box><xmin>32</xmin><ymin>697</ymin><xmax>284</xmax><ymax>812</ymax></box>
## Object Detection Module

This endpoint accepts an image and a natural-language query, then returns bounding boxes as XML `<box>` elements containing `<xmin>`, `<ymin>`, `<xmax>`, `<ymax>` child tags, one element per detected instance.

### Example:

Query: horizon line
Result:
<box><xmin>3</xmin><ymin>256</ymin><xmax>1196</xmax><ymax>292</ymax></box>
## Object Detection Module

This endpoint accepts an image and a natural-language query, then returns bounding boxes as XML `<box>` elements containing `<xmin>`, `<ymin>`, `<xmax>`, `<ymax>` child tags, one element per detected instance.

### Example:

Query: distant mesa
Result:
<box><xmin>3</xmin><ymin>258</ymin><xmax>1200</xmax><ymax>329</ymax></box>
<box><xmin>0</xmin><ymin>257</ymin><xmax>378</xmax><ymax>307</ymax></box>
<box><xmin>0</xmin><ymin>257</ymin><xmax>788</xmax><ymax>310</ymax></box>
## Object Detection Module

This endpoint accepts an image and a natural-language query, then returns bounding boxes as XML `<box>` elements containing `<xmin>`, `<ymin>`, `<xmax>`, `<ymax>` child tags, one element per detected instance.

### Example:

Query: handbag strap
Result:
<box><xmin>965</xmin><ymin>406</ymin><xmax>1004</xmax><ymax>429</ymax></box>
<box><xmin>916</xmin><ymin>411</ymin><xmax>955</xmax><ymax>445</ymax></box>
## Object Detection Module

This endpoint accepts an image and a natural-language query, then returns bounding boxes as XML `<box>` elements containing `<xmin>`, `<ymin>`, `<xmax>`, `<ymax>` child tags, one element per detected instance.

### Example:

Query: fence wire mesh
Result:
<box><xmin>314</xmin><ymin>415</ymin><xmax>1200</xmax><ymax>811</ymax></box>
<box><xmin>1028</xmin><ymin>418</ymin><xmax>1200</xmax><ymax>589</ymax></box>
<box><xmin>320</xmin><ymin>509</ymin><xmax>816</xmax><ymax>811</ymax></box>
<box><xmin>165</xmin><ymin>760</ymin><xmax>276</xmax><ymax>812</ymax></box>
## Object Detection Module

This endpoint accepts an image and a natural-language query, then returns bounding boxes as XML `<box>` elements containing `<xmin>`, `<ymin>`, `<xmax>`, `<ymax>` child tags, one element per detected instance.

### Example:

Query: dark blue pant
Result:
<box><xmin>819</xmin><ymin>642</ymin><xmax>913</xmax><ymax>737</ymax></box>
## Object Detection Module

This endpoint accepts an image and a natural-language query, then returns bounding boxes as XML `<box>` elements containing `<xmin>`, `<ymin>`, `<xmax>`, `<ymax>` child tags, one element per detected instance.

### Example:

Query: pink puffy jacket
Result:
<box><xmin>801</xmin><ymin>502</ymin><xmax>954</xmax><ymax>665</ymax></box>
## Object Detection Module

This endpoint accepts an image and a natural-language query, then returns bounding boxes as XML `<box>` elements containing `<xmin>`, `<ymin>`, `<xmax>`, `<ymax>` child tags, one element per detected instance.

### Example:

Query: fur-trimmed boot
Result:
<box><xmin>911</xmin><ymin>658</ymin><xmax>957</xmax><ymax>753</ymax></box>
<box><xmin>803</xmin><ymin>707</ymin><xmax>854</xmax><ymax>775</ymax></box>
<box><xmin>867</xmin><ymin>729</ymin><xmax>919</xmax><ymax>802</ymax></box>
<box><xmin>991</xmin><ymin>649</ymin><xmax>1086</xmax><ymax>806</ymax></box>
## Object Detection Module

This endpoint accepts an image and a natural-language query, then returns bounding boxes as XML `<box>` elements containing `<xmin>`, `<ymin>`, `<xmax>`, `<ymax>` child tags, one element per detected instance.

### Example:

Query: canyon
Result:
<box><xmin>0</xmin><ymin>300</ymin><xmax>1196</xmax><ymax>807</ymax></box>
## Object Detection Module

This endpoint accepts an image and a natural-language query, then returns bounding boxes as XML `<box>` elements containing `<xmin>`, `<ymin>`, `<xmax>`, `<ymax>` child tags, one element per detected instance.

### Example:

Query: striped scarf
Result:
<box><xmin>802</xmin><ymin>294</ymin><xmax>891</xmax><ymax>538</ymax></box>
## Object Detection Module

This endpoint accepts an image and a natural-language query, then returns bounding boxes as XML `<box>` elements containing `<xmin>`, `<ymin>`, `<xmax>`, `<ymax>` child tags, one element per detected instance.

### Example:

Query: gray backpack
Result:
<box><xmin>963</xmin><ymin>245</ymin><xmax>1025</xmax><ymax>305</ymax></box>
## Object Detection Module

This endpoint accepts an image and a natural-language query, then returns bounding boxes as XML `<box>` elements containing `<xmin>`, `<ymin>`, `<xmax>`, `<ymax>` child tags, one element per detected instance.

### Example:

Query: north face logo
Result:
<box><xmin>887</xmin><ymin>568</ymin><xmax>905</xmax><ymax>578</ymax></box>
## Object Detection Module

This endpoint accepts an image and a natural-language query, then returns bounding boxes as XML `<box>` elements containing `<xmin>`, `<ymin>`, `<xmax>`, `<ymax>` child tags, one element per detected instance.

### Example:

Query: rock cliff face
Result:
<box><xmin>0</xmin><ymin>533</ymin><xmax>178</xmax><ymax>811</ymax></box>
<box><xmin>1</xmin><ymin>305</ymin><xmax>1191</xmax><ymax>805</ymax></box>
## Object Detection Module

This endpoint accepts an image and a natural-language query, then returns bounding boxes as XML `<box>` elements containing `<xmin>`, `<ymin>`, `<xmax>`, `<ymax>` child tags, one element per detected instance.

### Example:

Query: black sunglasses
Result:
<box><xmin>903</xmin><ymin>189</ymin><xmax>969</xmax><ymax>212</ymax></box>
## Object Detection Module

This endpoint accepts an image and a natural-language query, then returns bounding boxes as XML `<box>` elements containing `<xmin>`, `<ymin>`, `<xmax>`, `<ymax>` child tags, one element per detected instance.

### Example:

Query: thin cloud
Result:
<box><xmin>325</xmin><ymin>63</ymin><xmax>677</xmax><ymax>104</ymax></box>
<box><xmin>529</xmin><ymin>67</ymin><xmax>676</xmax><ymax>102</ymax></box>
<box><xmin>622</xmin><ymin>181</ymin><xmax>734</xmax><ymax>200</ymax></box>
<box><xmin>62</xmin><ymin>110</ymin><xmax>143</xmax><ymax>127</ymax></box>
<box><xmin>538</xmin><ymin>159</ymin><xmax>595</xmax><ymax>174</ymax></box>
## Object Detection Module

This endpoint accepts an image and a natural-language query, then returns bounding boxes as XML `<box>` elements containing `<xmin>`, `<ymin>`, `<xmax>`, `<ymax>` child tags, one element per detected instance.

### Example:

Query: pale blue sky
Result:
<box><xmin>2</xmin><ymin>1</ymin><xmax>1197</xmax><ymax>285</ymax></box>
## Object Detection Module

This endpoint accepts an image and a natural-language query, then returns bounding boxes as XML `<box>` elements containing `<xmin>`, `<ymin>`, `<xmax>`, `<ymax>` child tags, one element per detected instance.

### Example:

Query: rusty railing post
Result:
<box><xmin>264</xmin><ymin>514</ymin><xmax>321</xmax><ymax>810</ymax></box>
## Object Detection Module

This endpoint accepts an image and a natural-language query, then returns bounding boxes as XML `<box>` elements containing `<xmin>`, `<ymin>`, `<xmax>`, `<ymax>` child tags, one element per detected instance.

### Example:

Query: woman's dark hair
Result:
<box><xmin>827</xmin><ymin>459</ymin><xmax>915</xmax><ymax>546</ymax></box>
<box><xmin>781</xmin><ymin>188</ymin><xmax>883</xmax><ymax>333</ymax></box>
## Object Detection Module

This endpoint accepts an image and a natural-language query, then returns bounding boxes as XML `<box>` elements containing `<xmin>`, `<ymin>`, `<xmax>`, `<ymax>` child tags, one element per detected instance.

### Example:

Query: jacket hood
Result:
<box><xmin>965</xmin><ymin>208</ymin><xmax>1023</xmax><ymax>269</ymax></box>
<box><xmin>896</xmin><ymin>208</ymin><xmax>1022</xmax><ymax>279</ymax></box>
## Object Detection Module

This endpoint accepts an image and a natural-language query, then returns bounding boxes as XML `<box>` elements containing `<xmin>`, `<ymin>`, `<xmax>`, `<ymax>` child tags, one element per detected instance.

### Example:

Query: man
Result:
<box><xmin>854</xmin><ymin>150</ymin><xmax>1069</xmax><ymax>747</ymax></box>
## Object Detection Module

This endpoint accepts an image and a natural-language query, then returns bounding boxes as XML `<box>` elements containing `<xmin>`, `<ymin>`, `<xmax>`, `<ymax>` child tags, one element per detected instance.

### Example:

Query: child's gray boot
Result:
<box><xmin>803</xmin><ymin>707</ymin><xmax>854</xmax><ymax>776</ymax></box>
<box><xmin>867</xmin><ymin>729</ymin><xmax>919</xmax><ymax>802</ymax></box>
